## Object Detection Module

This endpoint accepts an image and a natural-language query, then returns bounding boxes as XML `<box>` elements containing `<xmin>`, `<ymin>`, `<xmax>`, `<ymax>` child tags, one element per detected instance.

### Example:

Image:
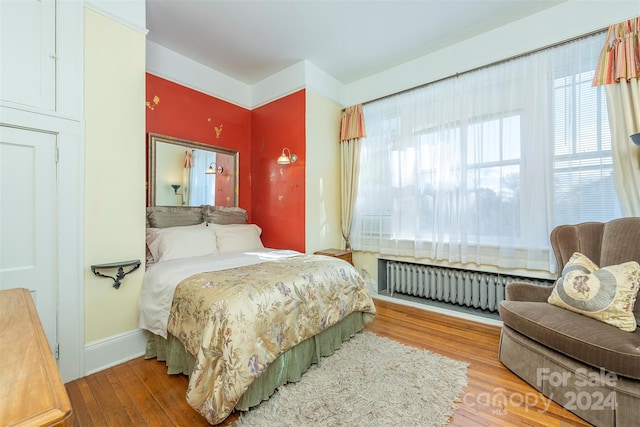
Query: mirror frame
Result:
<box><xmin>147</xmin><ymin>132</ymin><xmax>239</xmax><ymax>207</ymax></box>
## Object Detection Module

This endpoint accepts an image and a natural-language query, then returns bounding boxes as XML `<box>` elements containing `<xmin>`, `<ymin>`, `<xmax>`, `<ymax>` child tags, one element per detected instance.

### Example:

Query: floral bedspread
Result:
<box><xmin>166</xmin><ymin>254</ymin><xmax>376</xmax><ymax>424</ymax></box>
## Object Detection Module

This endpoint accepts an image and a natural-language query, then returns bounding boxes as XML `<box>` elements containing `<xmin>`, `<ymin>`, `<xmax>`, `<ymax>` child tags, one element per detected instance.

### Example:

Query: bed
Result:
<box><xmin>138</xmin><ymin>205</ymin><xmax>377</xmax><ymax>424</ymax></box>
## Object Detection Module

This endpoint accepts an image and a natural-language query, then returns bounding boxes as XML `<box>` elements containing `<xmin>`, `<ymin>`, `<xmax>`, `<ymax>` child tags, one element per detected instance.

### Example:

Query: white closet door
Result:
<box><xmin>0</xmin><ymin>0</ymin><xmax>56</xmax><ymax>110</ymax></box>
<box><xmin>0</xmin><ymin>125</ymin><xmax>57</xmax><ymax>353</ymax></box>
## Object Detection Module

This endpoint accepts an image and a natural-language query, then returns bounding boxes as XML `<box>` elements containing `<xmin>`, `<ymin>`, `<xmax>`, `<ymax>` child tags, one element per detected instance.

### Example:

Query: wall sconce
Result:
<box><xmin>206</xmin><ymin>162</ymin><xmax>223</xmax><ymax>174</ymax></box>
<box><xmin>171</xmin><ymin>184</ymin><xmax>184</xmax><ymax>205</ymax></box>
<box><xmin>277</xmin><ymin>148</ymin><xmax>298</xmax><ymax>165</ymax></box>
<box><xmin>631</xmin><ymin>133</ymin><xmax>640</xmax><ymax>146</ymax></box>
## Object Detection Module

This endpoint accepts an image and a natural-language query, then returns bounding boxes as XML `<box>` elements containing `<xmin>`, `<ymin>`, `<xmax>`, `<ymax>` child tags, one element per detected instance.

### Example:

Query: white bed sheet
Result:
<box><xmin>138</xmin><ymin>248</ymin><xmax>302</xmax><ymax>337</ymax></box>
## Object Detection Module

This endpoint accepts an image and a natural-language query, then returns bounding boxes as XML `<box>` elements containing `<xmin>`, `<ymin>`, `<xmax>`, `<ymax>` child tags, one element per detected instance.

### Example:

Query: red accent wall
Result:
<box><xmin>145</xmin><ymin>74</ymin><xmax>252</xmax><ymax>216</ymax></box>
<box><xmin>145</xmin><ymin>75</ymin><xmax>307</xmax><ymax>251</ymax></box>
<box><xmin>251</xmin><ymin>90</ymin><xmax>306</xmax><ymax>252</ymax></box>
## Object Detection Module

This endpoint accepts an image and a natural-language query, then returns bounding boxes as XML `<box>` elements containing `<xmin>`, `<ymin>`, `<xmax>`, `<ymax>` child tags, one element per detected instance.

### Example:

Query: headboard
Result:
<box><xmin>146</xmin><ymin>205</ymin><xmax>248</xmax><ymax>228</ymax></box>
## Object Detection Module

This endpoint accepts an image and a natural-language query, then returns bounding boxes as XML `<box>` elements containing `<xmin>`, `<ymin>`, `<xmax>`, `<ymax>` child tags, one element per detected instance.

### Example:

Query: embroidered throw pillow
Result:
<box><xmin>548</xmin><ymin>252</ymin><xmax>640</xmax><ymax>332</ymax></box>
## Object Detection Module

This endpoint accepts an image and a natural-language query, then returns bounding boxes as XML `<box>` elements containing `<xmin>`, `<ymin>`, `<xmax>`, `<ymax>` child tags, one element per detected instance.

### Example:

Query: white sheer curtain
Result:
<box><xmin>352</xmin><ymin>33</ymin><xmax>620</xmax><ymax>274</ymax></box>
<box><xmin>340</xmin><ymin>105</ymin><xmax>366</xmax><ymax>250</ymax></box>
<box><xmin>188</xmin><ymin>150</ymin><xmax>217</xmax><ymax>206</ymax></box>
<box><xmin>606</xmin><ymin>80</ymin><xmax>640</xmax><ymax>215</ymax></box>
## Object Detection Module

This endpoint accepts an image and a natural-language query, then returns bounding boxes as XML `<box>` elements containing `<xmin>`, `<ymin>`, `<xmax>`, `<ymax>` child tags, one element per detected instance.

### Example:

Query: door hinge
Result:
<box><xmin>54</xmin><ymin>343</ymin><xmax>59</xmax><ymax>360</ymax></box>
<box><xmin>55</xmin><ymin>146</ymin><xmax>59</xmax><ymax>163</ymax></box>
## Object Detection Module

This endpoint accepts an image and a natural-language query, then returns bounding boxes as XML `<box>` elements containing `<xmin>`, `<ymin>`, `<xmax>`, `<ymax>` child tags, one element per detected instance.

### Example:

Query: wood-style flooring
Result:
<box><xmin>65</xmin><ymin>298</ymin><xmax>591</xmax><ymax>426</ymax></box>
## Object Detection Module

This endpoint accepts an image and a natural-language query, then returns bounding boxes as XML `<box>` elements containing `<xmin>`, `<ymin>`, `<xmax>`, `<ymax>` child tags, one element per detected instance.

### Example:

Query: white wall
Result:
<box><xmin>85</xmin><ymin>0</ymin><xmax>145</xmax><ymax>32</ymax></box>
<box><xmin>146</xmin><ymin>40</ymin><xmax>252</xmax><ymax>109</ymax></box>
<box><xmin>345</xmin><ymin>0</ymin><xmax>639</xmax><ymax>105</ymax></box>
<box><xmin>73</xmin><ymin>0</ymin><xmax>635</xmax><ymax>374</ymax></box>
<box><xmin>155</xmin><ymin>142</ymin><xmax>186</xmax><ymax>206</ymax></box>
<box><xmin>305</xmin><ymin>91</ymin><xmax>343</xmax><ymax>254</ymax></box>
<box><xmin>0</xmin><ymin>0</ymin><xmax>85</xmax><ymax>382</ymax></box>
<box><xmin>345</xmin><ymin>1</ymin><xmax>639</xmax><ymax>287</ymax></box>
<box><xmin>145</xmin><ymin>0</ymin><xmax>638</xmax><ymax>111</ymax></box>
<box><xmin>84</xmin><ymin>7</ymin><xmax>147</xmax><ymax>372</ymax></box>
<box><xmin>141</xmin><ymin>0</ymin><xmax>639</xmax><ymax>281</ymax></box>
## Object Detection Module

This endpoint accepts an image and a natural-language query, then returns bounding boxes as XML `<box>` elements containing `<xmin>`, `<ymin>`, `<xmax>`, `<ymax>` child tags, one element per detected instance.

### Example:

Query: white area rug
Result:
<box><xmin>235</xmin><ymin>331</ymin><xmax>468</xmax><ymax>427</ymax></box>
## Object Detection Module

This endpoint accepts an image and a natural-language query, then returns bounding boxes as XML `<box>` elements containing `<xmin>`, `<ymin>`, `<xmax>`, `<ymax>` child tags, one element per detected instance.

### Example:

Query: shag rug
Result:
<box><xmin>235</xmin><ymin>332</ymin><xmax>468</xmax><ymax>427</ymax></box>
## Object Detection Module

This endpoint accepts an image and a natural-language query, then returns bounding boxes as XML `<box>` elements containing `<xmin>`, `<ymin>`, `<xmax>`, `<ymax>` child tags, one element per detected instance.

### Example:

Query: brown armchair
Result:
<box><xmin>498</xmin><ymin>218</ymin><xmax>640</xmax><ymax>427</ymax></box>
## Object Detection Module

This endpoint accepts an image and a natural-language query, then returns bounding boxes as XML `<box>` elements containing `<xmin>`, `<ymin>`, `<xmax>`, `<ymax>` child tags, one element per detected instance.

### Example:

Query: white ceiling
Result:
<box><xmin>146</xmin><ymin>0</ymin><xmax>566</xmax><ymax>85</ymax></box>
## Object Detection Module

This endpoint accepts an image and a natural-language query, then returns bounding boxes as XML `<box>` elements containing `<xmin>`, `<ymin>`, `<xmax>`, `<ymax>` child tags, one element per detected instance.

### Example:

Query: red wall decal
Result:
<box><xmin>145</xmin><ymin>74</ymin><xmax>252</xmax><ymax>217</ymax></box>
<box><xmin>251</xmin><ymin>90</ymin><xmax>306</xmax><ymax>252</ymax></box>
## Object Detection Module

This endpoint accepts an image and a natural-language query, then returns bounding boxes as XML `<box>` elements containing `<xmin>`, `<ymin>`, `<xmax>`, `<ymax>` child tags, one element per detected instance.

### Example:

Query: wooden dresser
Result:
<box><xmin>0</xmin><ymin>288</ymin><xmax>73</xmax><ymax>426</ymax></box>
<box><xmin>314</xmin><ymin>248</ymin><xmax>353</xmax><ymax>265</ymax></box>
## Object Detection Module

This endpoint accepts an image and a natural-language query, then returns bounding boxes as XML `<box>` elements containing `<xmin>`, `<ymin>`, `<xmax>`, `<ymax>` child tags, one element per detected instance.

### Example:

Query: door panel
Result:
<box><xmin>0</xmin><ymin>0</ymin><xmax>56</xmax><ymax>110</ymax></box>
<box><xmin>0</xmin><ymin>126</ymin><xmax>57</xmax><ymax>353</ymax></box>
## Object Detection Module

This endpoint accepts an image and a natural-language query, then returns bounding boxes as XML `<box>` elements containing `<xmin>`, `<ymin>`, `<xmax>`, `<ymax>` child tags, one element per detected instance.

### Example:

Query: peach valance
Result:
<box><xmin>593</xmin><ymin>17</ymin><xmax>640</xmax><ymax>86</ymax></box>
<box><xmin>340</xmin><ymin>104</ymin><xmax>366</xmax><ymax>142</ymax></box>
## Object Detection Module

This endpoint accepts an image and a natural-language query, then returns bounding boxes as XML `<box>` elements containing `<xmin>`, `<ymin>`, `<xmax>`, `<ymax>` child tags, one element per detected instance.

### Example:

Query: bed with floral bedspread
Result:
<box><xmin>143</xmin><ymin>252</ymin><xmax>376</xmax><ymax>424</ymax></box>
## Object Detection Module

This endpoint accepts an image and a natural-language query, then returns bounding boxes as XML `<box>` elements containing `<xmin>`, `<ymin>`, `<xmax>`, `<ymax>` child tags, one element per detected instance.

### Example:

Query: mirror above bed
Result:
<box><xmin>147</xmin><ymin>133</ymin><xmax>239</xmax><ymax>207</ymax></box>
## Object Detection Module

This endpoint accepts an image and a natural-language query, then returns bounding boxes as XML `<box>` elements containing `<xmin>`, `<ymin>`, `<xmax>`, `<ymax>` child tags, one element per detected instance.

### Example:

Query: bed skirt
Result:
<box><xmin>144</xmin><ymin>311</ymin><xmax>372</xmax><ymax>411</ymax></box>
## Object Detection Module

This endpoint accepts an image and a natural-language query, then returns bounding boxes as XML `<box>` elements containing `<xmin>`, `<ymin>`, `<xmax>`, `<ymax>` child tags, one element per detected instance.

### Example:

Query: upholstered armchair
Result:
<box><xmin>498</xmin><ymin>217</ymin><xmax>640</xmax><ymax>427</ymax></box>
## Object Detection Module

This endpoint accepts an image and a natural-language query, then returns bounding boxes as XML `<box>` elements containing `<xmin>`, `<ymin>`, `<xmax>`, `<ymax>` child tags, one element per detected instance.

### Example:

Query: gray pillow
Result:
<box><xmin>146</xmin><ymin>206</ymin><xmax>203</xmax><ymax>228</ymax></box>
<box><xmin>202</xmin><ymin>205</ymin><xmax>248</xmax><ymax>225</ymax></box>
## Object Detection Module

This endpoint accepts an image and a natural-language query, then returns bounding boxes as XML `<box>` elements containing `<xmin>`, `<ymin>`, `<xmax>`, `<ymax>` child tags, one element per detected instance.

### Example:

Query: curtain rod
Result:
<box><xmin>363</xmin><ymin>26</ymin><xmax>607</xmax><ymax>106</ymax></box>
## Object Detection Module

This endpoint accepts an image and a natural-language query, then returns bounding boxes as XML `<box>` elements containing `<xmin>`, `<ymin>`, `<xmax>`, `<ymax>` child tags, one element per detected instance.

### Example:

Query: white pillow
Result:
<box><xmin>146</xmin><ymin>223</ymin><xmax>218</xmax><ymax>262</ymax></box>
<box><xmin>212</xmin><ymin>223</ymin><xmax>264</xmax><ymax>254</ymax></box>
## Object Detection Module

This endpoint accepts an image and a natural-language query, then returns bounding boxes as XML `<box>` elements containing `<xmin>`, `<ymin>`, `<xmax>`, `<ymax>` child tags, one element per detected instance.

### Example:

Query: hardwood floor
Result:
<box><xmin>65</xmin><ymin>298</ymin><xmax>591</xmax><ymax>426</ymax></box>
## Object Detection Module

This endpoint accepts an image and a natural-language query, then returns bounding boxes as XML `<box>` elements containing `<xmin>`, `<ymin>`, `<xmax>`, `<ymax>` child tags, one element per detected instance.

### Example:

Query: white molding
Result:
<box><xmin>1</xmin><ymin>107</ymin><xmax>85</xmax><ymax>385</ymax></box>
<box><xmin>6</xmin><ymin>0</ymin><xmax>86</xmax><ymax>383</ymax></box>
<box><xmin>57</xmin><ymin>126</ymin><xmax>85</xmax><ymax>383</ymax></box>
<box><xmin>251</xmin><ymin>61</ymin><xmax>306</xmax><ymax>108</ymax></box>
<box><xmin>344</xmin><ymin>0</ymin><xmax>640</xmax><ymax>105</ymax></box>
<box><xmin>143</xmin><ymin>1</ymin><xmax>639</xmax><ymax>109</ymax></box>
<box><xmin>57</xmin><ymin>0</ymin><xmax>84</xmax><ymax>118</ymax></box>
<box><xmin>52</xmin><ymin>1</ymin><xmax>84</xmax><ymax>377</ymax></box>
<box><xmin>84</xmin><ymin>0</ymin><xmax>147</xmax><ymax>35</ymax></box>
<box><xmin>373</xmin><ymin>292</ymin><xmax>503</xmax><ymax>328</ymax></box>
<box><xmin>146</xmin><ymin>41</ymin><xmax>251</xmax><ymax>109</ymax></box>
<box><xmin>303</xmin><ymin>61</ymin><xmax>345</xmax><ymax>107</ymax></box>
<box><xmin>251</xmin><ymin>60</ymin><xmax>346</xmax><ymax>108</ymax></box>
<box><xmin>84</xmin><ymin>329</ymin><xmax>147</xmax><ymax>376</ymax></box>
<box><xmin>80</xmin><ymin>294</ymin><xmax>500</xmax><ymax>376</ymax></box>
<box><xmin>146</xmin><ymin>51</ymin><xmax>347</xmax><ymax>110</ymax></box>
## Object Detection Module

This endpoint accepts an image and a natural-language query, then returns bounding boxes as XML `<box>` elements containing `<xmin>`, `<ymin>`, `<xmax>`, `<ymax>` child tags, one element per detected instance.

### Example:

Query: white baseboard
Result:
<box><xmin>84</xmin><ymin>328</ymin><xmax>147</xmax><ymax>376</ymax></box>
<box><xmin>373</xmin><ymin>293</ymin><xmax>503</xmax><ymax>327</ymax></box>
<box><xmin>82</xmin><ymin>285</ymin><xmax>500</xmax><ymax>376</ymax></box>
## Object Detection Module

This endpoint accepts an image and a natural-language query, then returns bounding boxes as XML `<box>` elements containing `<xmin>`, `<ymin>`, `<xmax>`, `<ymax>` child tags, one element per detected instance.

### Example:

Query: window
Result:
<box><xmin>188</xmin><ymin>150</ymin><xmax>217</xmax><ymax>206</ymax></box>
<box><xmin>351</xmin><ymin>33</ymin><xmax>620</xmax><ymax>273</ymax></box>
<box><xmin>553</xmin><ymin>70</ymin><xmax>619</xmax><ymax>224</ymax></box>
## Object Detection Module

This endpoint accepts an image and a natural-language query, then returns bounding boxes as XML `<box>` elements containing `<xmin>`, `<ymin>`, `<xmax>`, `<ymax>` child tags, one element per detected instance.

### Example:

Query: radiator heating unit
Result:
<box><xmin>379</xmin><ymin>259</ymin><xmax>554</xmax><ymax>313</ymax></box>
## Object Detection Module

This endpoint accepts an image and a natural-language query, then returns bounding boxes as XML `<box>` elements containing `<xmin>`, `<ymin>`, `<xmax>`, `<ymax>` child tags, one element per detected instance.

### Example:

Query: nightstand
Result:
<box><xmin>314</xmin><ymin>248</ymin><xmax>353</xmax><ymax>265</ymax></box>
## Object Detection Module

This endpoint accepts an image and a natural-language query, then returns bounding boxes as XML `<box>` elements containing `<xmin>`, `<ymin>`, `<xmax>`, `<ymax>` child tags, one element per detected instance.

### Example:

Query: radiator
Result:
<box><xmin>381</xmin><ymin>259</ymin><xmax>554</xmax><ymax>312</ymax></box>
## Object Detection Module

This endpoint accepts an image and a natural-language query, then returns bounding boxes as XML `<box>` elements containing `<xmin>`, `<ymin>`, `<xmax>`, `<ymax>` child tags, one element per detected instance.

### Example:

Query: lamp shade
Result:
<box><xmin>277</xmin><ymin>148</ymin><xmax>297</xmax><ymax>164</ymax></box>
<box><xmin>631</xmin><ymin>133</ymin><xmax>640</xmax><ymax>146</ymax></box>
<box><xmin>277</xmin><ymin>152</ymin><xmax>291</xmax><ymax>165</ymax></box>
